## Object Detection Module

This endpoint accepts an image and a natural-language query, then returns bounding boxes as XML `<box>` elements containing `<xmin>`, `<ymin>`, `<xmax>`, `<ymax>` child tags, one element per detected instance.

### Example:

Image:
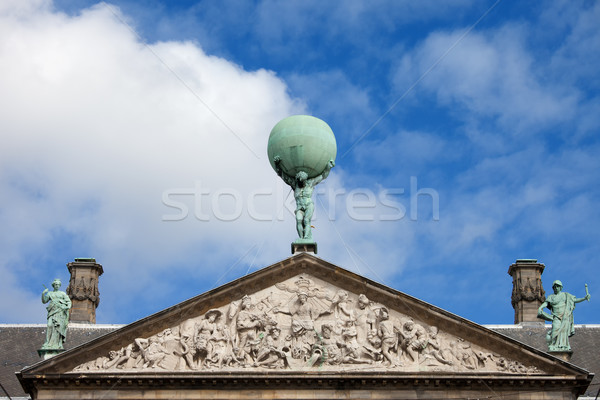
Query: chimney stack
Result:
<box><xmin>508</xmin><ymin>259</ymin><xmax>546</xmax><ymax>325</ymax></box>
<box><xmin>66</xmin><ymin>258</ymin><xmax>103</xmax><ymax>324</ymax></box>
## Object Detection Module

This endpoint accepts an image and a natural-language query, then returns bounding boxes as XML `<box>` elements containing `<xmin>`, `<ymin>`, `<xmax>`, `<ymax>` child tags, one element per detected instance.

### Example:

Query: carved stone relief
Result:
<box><xmin>72</xmin><ymin>275</ymin><xmax>542</xmax><ymax>374</ymax></box>
<box><xmin>511</xmin><ymin>276</ymin><xmax>545</xmax><ymax>307</ymax></box>
<box><xmin>67</xmin><ymin>275</ymin><xmax>100</xmax><ymax>306</ymax></box>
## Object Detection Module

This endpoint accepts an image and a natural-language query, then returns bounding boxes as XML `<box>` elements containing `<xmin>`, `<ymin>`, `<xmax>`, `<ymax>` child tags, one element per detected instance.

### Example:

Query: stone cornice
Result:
<box><xmin>17</xmin><ymin>371</ymin><xmax>593</xmax><ymax>397</ymax></box>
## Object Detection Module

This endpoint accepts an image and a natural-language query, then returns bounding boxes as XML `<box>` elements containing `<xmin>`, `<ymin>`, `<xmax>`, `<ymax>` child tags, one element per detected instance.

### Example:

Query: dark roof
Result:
<box><xmin>490</xmin><ymin>324</ymin><xmax>600</xmax><ymax>398</ymax></box>
<box><xmin>0</xmin><ymin>324</ymin><xmax>122</xmax><ymax>398</ymax></box>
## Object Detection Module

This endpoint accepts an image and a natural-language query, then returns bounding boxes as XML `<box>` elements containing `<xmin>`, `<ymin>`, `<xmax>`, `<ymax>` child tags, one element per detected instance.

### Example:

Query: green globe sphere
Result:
<box><xmin>267</xmin><ymin>115</ymin><xmax>337</xmax><ymax>179</ymax></box>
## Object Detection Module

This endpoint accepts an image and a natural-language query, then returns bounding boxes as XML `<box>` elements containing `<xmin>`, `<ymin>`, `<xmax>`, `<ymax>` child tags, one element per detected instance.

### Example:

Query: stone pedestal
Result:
<box><xmin>508</xmin><ymin>259</ymin><xmax>545</xmax><ymax>324</ymax></box>
<box><xmin>37</xmin><ymin>348</ymin><xmax>65</xmax><ymax>360</ymax></box>
<box><xmin>66</xmin><ymin>258</ymin><xmax>103</xmax><ymax>324</ymax></box>
<box><xmin>550</xmin><ymin>350</ymin><xmax>573</xmax><ymax>363</ymax></box>
<box><xmin>292</xmin><ymin>242</ymin><xmax>317</xmax><ymax>255</ymax></box>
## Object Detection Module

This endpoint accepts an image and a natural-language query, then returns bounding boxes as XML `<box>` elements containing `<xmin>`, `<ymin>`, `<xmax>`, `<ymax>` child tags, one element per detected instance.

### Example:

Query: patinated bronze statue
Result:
<box><xmin>41</xmin><ymin>278</ymin><xmax>72</xmax><ymax>350</ymax></box>
<box><xmin>274</xmin><ymin>155</ymin><xmax>334</xmax><ymax>241</ymax></box>
<box><xmin>537</xmin><ymin>280</ymin><xmax>591</xmax><ymax>352</ymax></box>
<box><xmin>267</xmin><ymin>115</ymin><xmax>337</xmax><ymax>244</ymax></box>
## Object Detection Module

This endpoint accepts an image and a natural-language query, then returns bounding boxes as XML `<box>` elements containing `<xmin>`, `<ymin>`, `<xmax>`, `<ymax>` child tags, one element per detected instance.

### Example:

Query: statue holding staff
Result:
<box><xmin>41</xmin><ymin>278</ymin><xmax>72</xmax><ymax>350</ymax></box>
<box><xmin>537</xmin><ymin>280</ymin><xmax>591</xmax><ymax>352</ymax></box>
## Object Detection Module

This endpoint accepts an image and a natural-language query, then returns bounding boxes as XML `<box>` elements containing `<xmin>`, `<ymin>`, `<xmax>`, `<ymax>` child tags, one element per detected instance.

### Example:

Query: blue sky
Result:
<box><xmin>0</xmin><ymin>0</ymin><xmax>598</xmax><ymax>326</ymax></box>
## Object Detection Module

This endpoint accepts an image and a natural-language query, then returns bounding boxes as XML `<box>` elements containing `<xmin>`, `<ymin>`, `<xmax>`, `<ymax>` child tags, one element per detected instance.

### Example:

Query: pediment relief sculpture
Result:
<box><xmin>72</xmin><ymin>275</ymin><xmax>541</xmax><ymax>374</ymax></box>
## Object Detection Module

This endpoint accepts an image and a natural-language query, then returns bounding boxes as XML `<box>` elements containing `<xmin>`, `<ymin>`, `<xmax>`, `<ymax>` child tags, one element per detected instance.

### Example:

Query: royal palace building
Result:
<box><xmin>0</xmin><ymin>256</ymin><xmax>598</xmax><ymax>399</ymax></box>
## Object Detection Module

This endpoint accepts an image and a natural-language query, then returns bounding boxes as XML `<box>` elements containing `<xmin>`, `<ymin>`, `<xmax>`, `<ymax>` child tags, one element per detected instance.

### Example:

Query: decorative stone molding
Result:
<box><xmin>511</xmin><ymin>275</ymin><xmax>545</xmax><ymax>305</ymax></box>
<box><xmin>508</xmin><ymin>259</ymin><xmax>546</xmax><ymax>324</ymax></box>
<box><xmin>19</xmin><ymin>254</ymin><xmax>594</xmax><ymax>400</ymax></box>
<box><xmin>71</xmin><ymin>274</ymin><xmax>541</xmax><ymax>374</ymax></box>
<box><xmin>66</xmin><ymin>258</ymin><xmax>103</xmax><ymax>324</ymax></box>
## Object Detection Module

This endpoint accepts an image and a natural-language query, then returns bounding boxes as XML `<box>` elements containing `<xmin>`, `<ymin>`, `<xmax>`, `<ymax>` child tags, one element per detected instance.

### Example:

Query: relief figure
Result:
<box><xmin>420</xmin><ymin>326</ymin><xmax>453</xmax><ymax>366</ymax></box>
<box><xmin>69</xmin><ymin>280</ymin><xmax>543</xmax><ymax>374</ymax></box>
<box><xmin>399</xmin><ymin>320</ymin><xmax>428</xmax><ymax>364</ymax></box>
<box><xmin>194</xmin><ymin>309</ymin><xmax>221</xmax><ymax>368</ymax></box>
<box><xmin>254</xmin><ymin>326</ymin><xmax>291</xmax><ymax>369</ymax></box>
<box><xmin>309</xmin><ymin>324</ymin><xmax>343</xmax><ymax>366</ymax></box>
<box><xmin>377</xmin><ymin>307</ymin><xmax>400</xmax><ymax>367</ymax></box>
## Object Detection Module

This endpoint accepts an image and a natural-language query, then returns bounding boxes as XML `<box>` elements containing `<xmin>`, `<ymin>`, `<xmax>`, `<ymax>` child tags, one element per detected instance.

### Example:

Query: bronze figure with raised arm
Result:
<box><xmin>274</xmin><ymin>155</ymin><xmax>334</xmax><ymax>241</ymax></box>
<box><xmin>41</xmin><ymin>278</ymin><xmax>72</xmax><ymax>350</ymax></box>
<box><xmin>537</xmin><ymin>280</ymin><xmax>591</xmax><ymax>352</ymax></box>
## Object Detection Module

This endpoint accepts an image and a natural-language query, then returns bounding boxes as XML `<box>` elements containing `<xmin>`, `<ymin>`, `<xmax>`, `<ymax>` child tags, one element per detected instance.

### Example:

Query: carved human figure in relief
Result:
<box><xmin>274</xmin><ymin>291</ymin><xmax>332</xmax><ymax>360</ymax></box>
<box><xmin>206</xmin><ymin>322</ymin><xmax>237</xmax><ymax>368</ymax></box>
<box><xmin>448</xmin><ymin>339</ymin><xmax>476</xmax><ymax>370</ymax></box>
<box><xmin>123</xmin><ymin>343</ymin><xmax>144</xmax><ymax>369</ymax></box>
<box><xmin>537</xmin><ymin>280</ymin><xmax>591</xmax><ymax>352</ymax></box>
<box><xmin>421</xmin><ymin>326</ymin><xmax>453</xmax><ymax>366</ymax></box>
<box><xmin>273</xmin><ymin>155</ymin><xmax>334</xmax><ymax>241</ymax></box>
<box><xmin>309</xmin><ymin>324</ymin><xmax>343</xmax><ymax>366</ymax></box>
<box><xmin>135</xmin><ymin>336</ymin><xmax>168</xmax><ymax>369</ymax></box>
<box><xmin>341</xmin><ymin>319</ymin><xmax>371</xmax><ymax>364</ymax></box>
<box><xmin>399</xmin><ymin>320</ymin><xmax>428</xmax><ymax>364</ymax></box>
<box><xmin>474</xmin><ymin>350</ymin><xmax>494</xmax><ymax>369</ymax></box>
<box><xmin>377</xmin><ymin>307</ymin><xmax>400</xmax><ymax>367</ymax></box>
<box><xmin>102</xmin><ymin>347</ymin><xmax>131</xmax><ymax>369</ymax></box>
<box><xmin>331</xmin><ymin>290</ymin><xmax>354</xmax><ymax>323</ymax></box>
<box><xmin>194</xmin><ymin>309</ymin><xmax>221</xmax><ymax>368</ymax></box>
<box><xmin>254</xmin><ymin>327</ymin><xmax>290</xmax><ymax>369</ymax></box>
<box><xmin>41</xmin><ymin>278</ymin><xmax>72</xmax><ymax>350</ymax></box>
<box><xmin>178</xmin><ymin>319</ymin><xmax>197</xmax><ymax>370</ymax></box>
<box><xmin>233</xmin><ymin>295</ymin><xmax>265</xmax><ymax>364</ymax></box>
<box><xmin>356</xmin><ymin>294</ymin><xmax>376</xmax><ymax>327</ymax></box>
<box><xmin>277</xmin><ymin>292</ymin><xmax>329</xmax><ymax>337</ymax></box>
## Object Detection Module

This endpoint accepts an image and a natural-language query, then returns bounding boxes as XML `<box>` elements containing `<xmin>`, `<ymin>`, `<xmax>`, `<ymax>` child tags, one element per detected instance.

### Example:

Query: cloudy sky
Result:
<box><xmin>1</xmin><ymin>0</ymin><xmax>598</xmax><ymax>326</ymax></box>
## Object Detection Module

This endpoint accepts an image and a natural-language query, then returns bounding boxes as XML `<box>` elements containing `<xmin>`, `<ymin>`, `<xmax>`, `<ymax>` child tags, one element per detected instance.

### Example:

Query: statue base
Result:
<box><xmin>549</xmin><ymin>350</ymin><xmax>573</xmax><ymax>362</ymax></box>
<box><xmin>292</xmin><ymin>241</ymin><xmax>317</xmax><ymax>255</ymax></box>
<box><xmin>38</xmin><ymin>348</ymin><xmax>65</xmax><ymax>360</ymax></box>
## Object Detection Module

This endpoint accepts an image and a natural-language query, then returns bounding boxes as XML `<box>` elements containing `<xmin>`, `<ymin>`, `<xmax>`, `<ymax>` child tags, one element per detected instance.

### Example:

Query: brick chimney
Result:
<box><xmin>508</xmin><ymin>259</ymin><xmax>546</xmax><ymax>325</ymax></box>
<box><xmin>66</xmin><ymin>258</ymin><xmax>103</xmax><ymax>324</ymax></box>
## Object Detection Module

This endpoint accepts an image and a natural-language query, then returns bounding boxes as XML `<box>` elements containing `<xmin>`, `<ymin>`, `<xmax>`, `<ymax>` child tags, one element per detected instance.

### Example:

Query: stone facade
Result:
<box><xmin>17</xmin><ymin>254</ymin><xmax>593</xmax><ymax>399</ymax></box>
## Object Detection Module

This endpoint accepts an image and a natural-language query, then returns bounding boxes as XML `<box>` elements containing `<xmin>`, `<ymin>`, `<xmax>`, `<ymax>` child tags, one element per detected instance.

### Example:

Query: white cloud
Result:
<box><xmin>1</xmin><ymin>1</ymin><xmax>599</xmax><ymax>327</ymax></box>
<box><xmin>0</xmin><ymin>0</ymin><xmax>423</xmax><ymax>324</ymax></box>
<box><xmin>546</xmin><ymin>1</ymin><xmax>600</xmax><ymax>87</ymax></box>
<box><xmin>0</xmin><ymin>1</ymin><xmax>304</xmax><ymax>322</ymax></box>
<box><xmin>394</xmin><ymin>25</ymin><xmax>579</xmax><ymax>136</ymax></box>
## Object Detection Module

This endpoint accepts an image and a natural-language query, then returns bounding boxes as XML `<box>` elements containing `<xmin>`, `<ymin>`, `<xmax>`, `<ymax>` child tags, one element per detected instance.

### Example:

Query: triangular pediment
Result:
<box><xmin>20</xmin><ymin>253</ymin><xmax>590</xmax><ymax>389</ymax></box>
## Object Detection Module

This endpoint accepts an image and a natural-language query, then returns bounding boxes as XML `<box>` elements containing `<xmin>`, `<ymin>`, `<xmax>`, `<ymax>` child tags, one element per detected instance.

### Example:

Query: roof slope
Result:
<box><xmin>492</xmin><ymin>325</ymin><xmax>600</xmax><ymax>398</ymax></box>
<box><xmin>0</xmin><ymin>324</ymin><xmax>121</xmax><ymax>398</ymax></box>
